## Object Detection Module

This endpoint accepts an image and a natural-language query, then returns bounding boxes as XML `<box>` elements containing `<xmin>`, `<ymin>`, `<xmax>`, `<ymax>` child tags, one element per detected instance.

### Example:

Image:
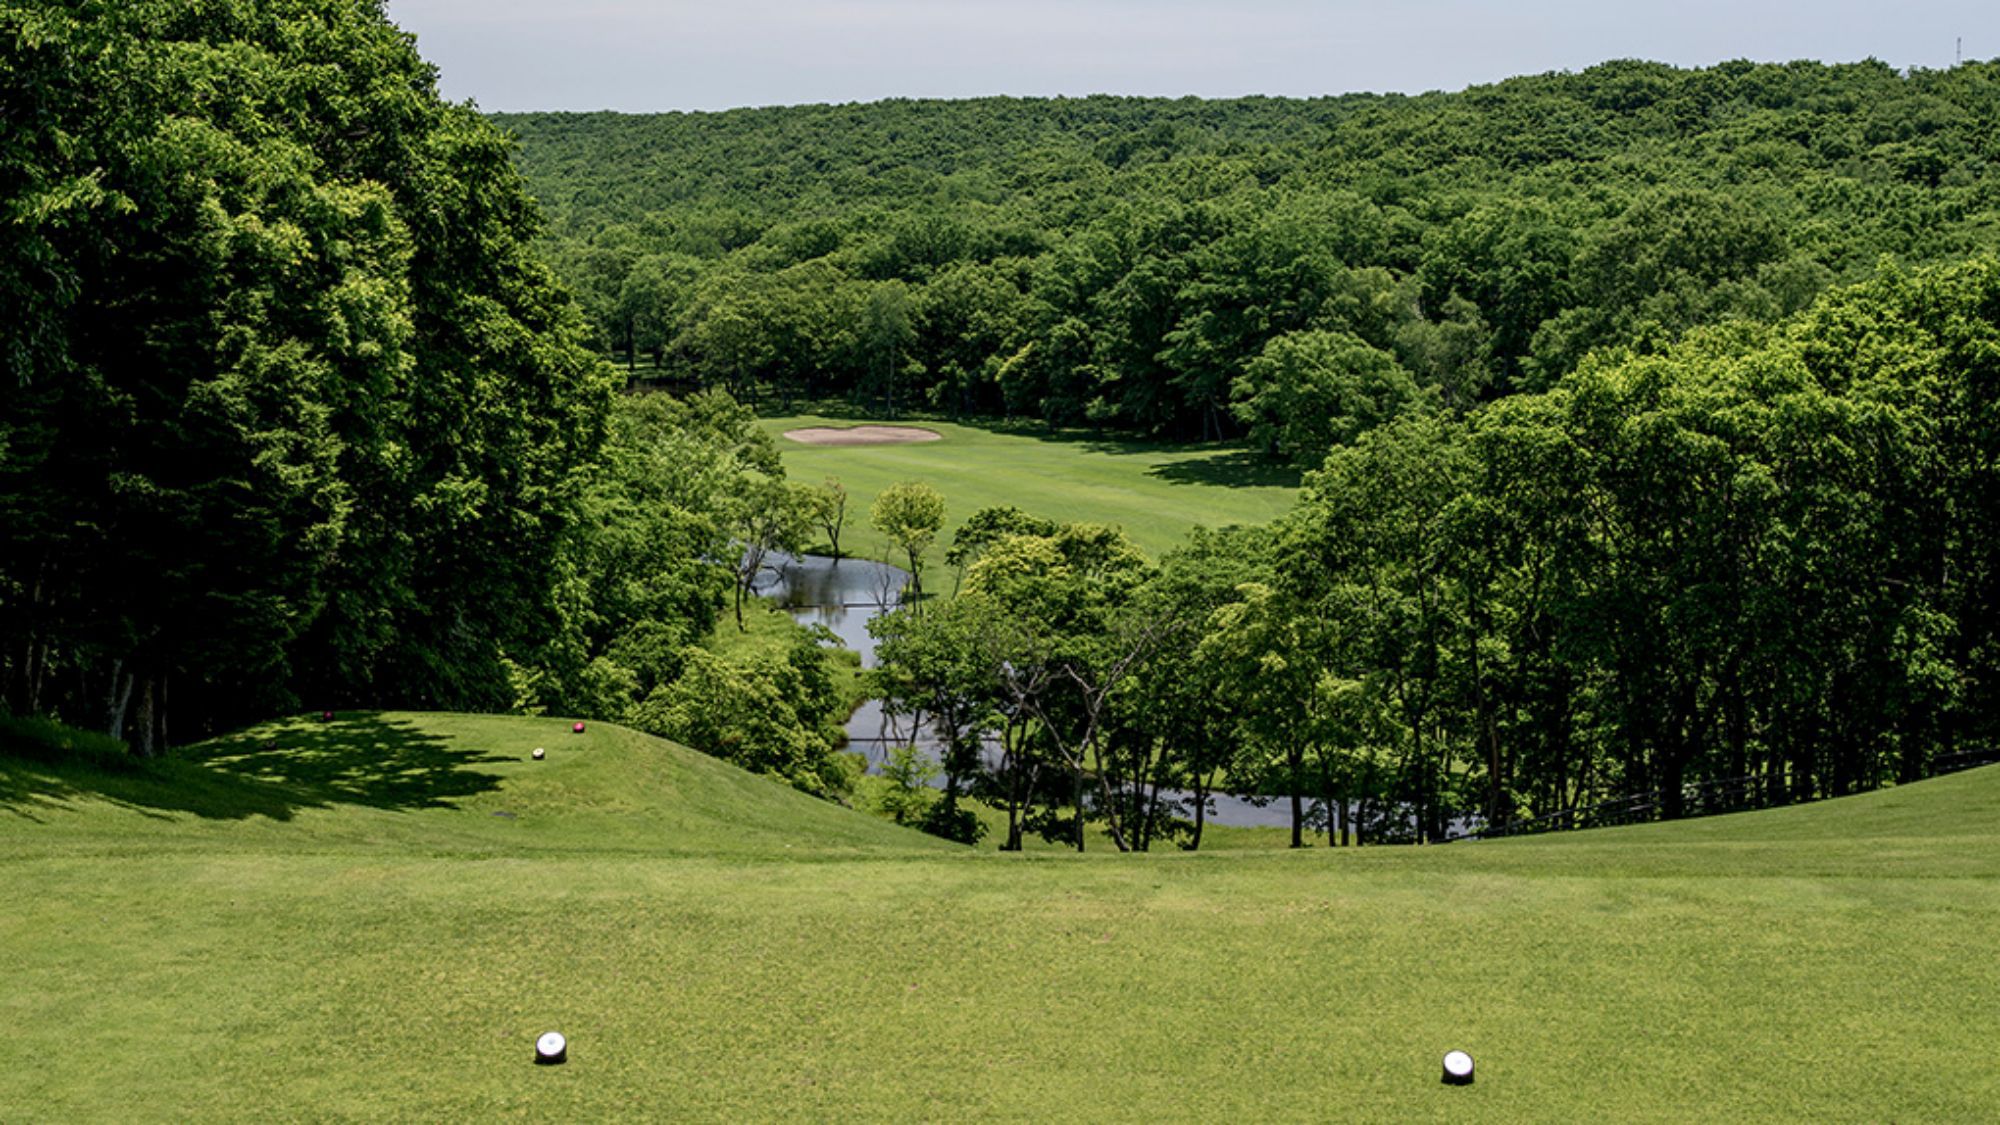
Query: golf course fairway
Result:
<box><xmin>764</xmin><ymin>414</ymin><xmax>1301</xmax><ymax>560</ymax></box>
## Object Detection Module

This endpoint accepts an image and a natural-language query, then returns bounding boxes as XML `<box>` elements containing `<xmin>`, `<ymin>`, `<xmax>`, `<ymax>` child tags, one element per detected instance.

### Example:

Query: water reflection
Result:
<box><xmin>753</xmin><ymin>552</ymin><xmax>905</xmax><ymax>666</ymax></box>
<box><xmin>757</xmin><ymin>553</ymin><xmax>1340</xmax><ymax>831</ymax></box>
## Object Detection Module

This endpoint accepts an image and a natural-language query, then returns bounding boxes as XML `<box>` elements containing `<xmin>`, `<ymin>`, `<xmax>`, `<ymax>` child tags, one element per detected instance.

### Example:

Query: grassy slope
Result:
<box><xmin>4</xmin><ymin>714</ymin><xmax>1998</xmax><ymax>1121</ymax></box>
<box><xmin>0</xmin><ymin>712</ymin><xmax>942</xmax><ymax>860</ymax></box>
<box><xmin>762</xmin><ymin>413</ymin><xmax>1301</xmax><ymax>560</ymax></box>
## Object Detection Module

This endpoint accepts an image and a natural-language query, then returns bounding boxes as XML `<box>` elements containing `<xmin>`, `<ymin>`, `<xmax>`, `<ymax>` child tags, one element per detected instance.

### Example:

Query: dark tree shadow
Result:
<box><xmin>0</xmin><ymin>712</ymin><xmax>509</xmax><ymax>822</ymax></box>
<box><xmin>1144</xmin><ymin>449</ymin><xmax>1303</xmax><ymax>489</ymax></box>
<box><xmin>188</xmin><ymin>713</ymin><xmax>511</xmax><ymax>810</ymax></box>
<box><xmin>0</xmin><ymin>754</ymin><xmax>316</xmax><ymax>822</ymax></box>
<box><xmin>895</xmin><ymin>413</ymin><xmax>1304</xmax><ymax>482</ymax></box>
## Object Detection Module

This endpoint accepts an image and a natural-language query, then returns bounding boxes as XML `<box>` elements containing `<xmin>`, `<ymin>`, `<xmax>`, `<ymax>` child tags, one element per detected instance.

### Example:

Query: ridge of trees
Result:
<box><xmin>498</xmin><ymin>59</ymin><xmax>2000</xmax><ymax>441</ymax></box>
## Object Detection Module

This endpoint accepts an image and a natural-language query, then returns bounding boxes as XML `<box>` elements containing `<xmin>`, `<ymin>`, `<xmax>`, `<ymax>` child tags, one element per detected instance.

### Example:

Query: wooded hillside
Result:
<box><xmin>498</xmin><ymin>60</ymin><xmax>2000</xmax><ymax>441</ymax></box>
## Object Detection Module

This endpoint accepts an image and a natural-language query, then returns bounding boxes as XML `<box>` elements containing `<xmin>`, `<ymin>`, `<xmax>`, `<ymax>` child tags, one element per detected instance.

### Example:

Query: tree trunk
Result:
<box><xmin>133</xmin><ymin>677</ymin><xmax>157</xmax><ymax>758</ymax></box>
<box><xmin>1288</xmin><ymin>743</ymin><xmax>1304</xmax><ymax>848</ymax></box>
<box><xmin>1140</xmin><ymin>756</ymin><xmax>1166</xmax><ymax>853</ymax></box>
<box><xmin>1355</xmin><ymin>758</ymin><xmax>1375</xmax><ymax>846</ymax></box>
<box><xmin>105</xmin><ymin>659</ymin><xmax>134</xmax><ymax>743</ymax></box>
<box><xmin>1072</xmin><ymin>767</ymin><xmax>1085</xmax><ymax>852</ymax></box>
<box><xmin>1087</xmin><ymin>740</ymin><xmax>1131</xmax><ymax>853</ymax></box>
<box><xmin>1000</xmin><ymin>718</ymin><xmax>1032</xmax><ymax>851</ymax></box>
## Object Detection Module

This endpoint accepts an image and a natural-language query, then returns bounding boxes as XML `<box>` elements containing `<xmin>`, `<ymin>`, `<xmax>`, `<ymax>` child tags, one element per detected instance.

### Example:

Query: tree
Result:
<box><xmin>1283</xmin><ymin>413</ymin><xmax>1473</xmax><ymax>842</ymax></box>
<box><xmin>616</xmin><ymin>253</ymin><xmax>699</xmax><ymax>370</ymax></box>
<box><xmin>631</xmin><ymin>637</ymin><xmax>854</xmax><ymax>799</ymax></box>
<box><xmin>944</xmin><ymin>505</ymin><xmax>1059</xmax><ymax>592</ymax></box>
<box><xmin>870</xmin><ymin>595</ymin><xmax>1000</xmax><ymax>843</ymax></box>
<box><xmin>877</xmin><ymin>743</ymin><xmax>939</xmax><ymax>827</ymax></box>
<box><xmin>0</xmin><ymin>0</ymin><xmax>613</xmax><ymax>747</ymax></box>
<box><xmin>862</xmin><ymin>282</ymin><xmax>920</xmax><ymax>415</ymax></box>
<box><xmin>727</xmin><ymin>477</ymin><xmax>813</xmax><ymax>631</ymax></box>
<box><xmin>1106</xmin><ymin>524</ymin><xmax>1273</xmax><ymax>850</ymax></box>
<box><xmin>870</xmin><ymin>482</ymin><xmax>946</xmax><ymax>600</ymax></box>
<box><xmin>1197</xmin><ymin>583</ymin><xmax>1339</xmax><ymax>847</ymax></box>
<box><xmin>809</xmin><ymin>477</ymin><xmax>850</xmax><ymax>561</ymax></box>
<box><xmin>1231</xmin><ymin>330</ymin><xmax>1431</xmax><ymax>467</ymax></box>
<box><xmin>964</xmin><ymin>524</ymin><xmax>1162</xmax><ymax>851</ymax></box>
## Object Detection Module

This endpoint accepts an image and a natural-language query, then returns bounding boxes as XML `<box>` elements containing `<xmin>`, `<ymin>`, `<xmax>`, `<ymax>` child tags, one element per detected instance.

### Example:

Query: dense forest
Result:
<box><xmin>0</xmin><ymin>1</ymin><xmax>848</xmax><ymax>788</ymax></box>
<box><xmin>4</xmin><ymin>6</ymin><xmax>1996</xmax><ymax>848</ymax></box>
<box><xmin>499</xmin><ymin>61</ymin><xmax>2000</xmax><ymax>448</ymax></box>
<box><xmin>487</xmin><ymin>66</ymin><xmax>2000</xmax><ymax>847</ymax></box>
<box><xmin>863</xmin><ymin>260</ymin><xmax>2000</xmax><ymax>847</ymax></box>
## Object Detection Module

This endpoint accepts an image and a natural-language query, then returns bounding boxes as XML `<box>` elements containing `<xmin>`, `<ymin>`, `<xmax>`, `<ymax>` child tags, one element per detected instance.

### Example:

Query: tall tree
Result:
<box><xmin>0</xmin><ymin>0</ymin><xmax>614</xmax><ymax>745</ymax></box>
<box><xmin>870</xmin><ymin>481</ymin><xmax>946</xmax><ymax>600</ymax></box>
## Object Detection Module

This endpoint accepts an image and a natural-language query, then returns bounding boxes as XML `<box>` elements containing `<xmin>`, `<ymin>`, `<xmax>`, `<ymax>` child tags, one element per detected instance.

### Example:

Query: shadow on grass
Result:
<box><xmin>0</xmin><ymin>712</ymin><xmax>509</xmax><ymax>822</ymax></box>
<box><xmin>1144</xmin><ymin>448</ymin><xmax>1303</xmax><ymax>489</ymax></box>
<box><xmin>928</xmin><ymin>418</ymin><xmax>1304</xmax><ymax>489</ymax></box>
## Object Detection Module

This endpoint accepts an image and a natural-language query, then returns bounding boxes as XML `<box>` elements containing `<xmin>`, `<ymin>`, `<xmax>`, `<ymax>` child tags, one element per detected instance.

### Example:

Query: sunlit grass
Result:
<box><xmin>3</xmin><ymin>714</ymin><xmax>1996</xmax><ymax>1120</ymax></box>
<box><xmin>762</xmin><ymin>413</ymin><xmax>1300</xmax><ymax>561</ymax></box>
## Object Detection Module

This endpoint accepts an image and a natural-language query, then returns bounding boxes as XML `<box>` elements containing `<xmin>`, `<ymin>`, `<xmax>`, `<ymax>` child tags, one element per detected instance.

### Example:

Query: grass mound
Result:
<box><xmin>0</xmin><ymin>711</ymin><xmax>947</xmax><ymax>859</ymax></box>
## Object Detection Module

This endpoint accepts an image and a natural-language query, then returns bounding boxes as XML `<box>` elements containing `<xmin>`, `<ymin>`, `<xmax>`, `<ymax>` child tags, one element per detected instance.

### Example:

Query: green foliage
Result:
<box><xmin>877</xmin><ymin>743</ymin><xmax>938</xmax><ymax>826</ymax></box>
<box><xmin>841</xmin><ymin>258</ymin><xmax>2000</xmax><ymax>851</ymax></box>
<box><xmin>805</xmin><ymin>477</ymin><xmax>850</xmax><ymax>558</ymax></box>
<box><xmin>1231</xmin><ymin>330</ymin><xmax>1432</xmax><ymax>465</ymax></box>
<box><xmin>503</xmin><ymin>62</ymin><xmax>2000</xmax><ymax>450</ymax></box>
<box><xmin>631</xmin><ymin>632</ymin><xmax>853</xmax><ymax>800</ymax></box>
<box><xmin>869</xmin><ymin>593</ymin><xmax>1010</xmax><ymax>837</ymax></box>
<box><xmin>869</xmin><ymin>480</ymin><xmax>946</xmax><ymax>595</ymax></box>
<box><xmin>1263</xmin><ymin>257</ymin><xmax>2000</xmax><ymax>834</ymax></box>
<box><xmin>944</xmin><ymin>506</ymin><xmax>1060</xmax><ymax>570</ymax></box>
<box><xmin>0</xmin><ymin>715</ymin><xmax>137</xmax><ymax>773</ymax></box>
<box><xmin>724</xmin><ymin>473</ymin><xmax>813</xmax><ymax>629</ymax></box>
<box><xmin>0</xmin><ymin>9</ymin><xmax>855</xmax><ymax>799</ymax></box>
<box><xmin>0</xmin><ymin>0</ymin><xmax>614</xmax><ymax>748</ymax></box>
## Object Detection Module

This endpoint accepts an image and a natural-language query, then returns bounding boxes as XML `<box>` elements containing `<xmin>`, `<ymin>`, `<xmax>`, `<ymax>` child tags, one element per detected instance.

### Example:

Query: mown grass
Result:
<box><xmin>762</xmin><ymin>413</ymin><xmax>1301</xmax><ymax>560</ymax></box>
<box><xmin>4</xmin><ymin>713</ymin><xmax>1997</xmax><ymax>1121</ymax></box>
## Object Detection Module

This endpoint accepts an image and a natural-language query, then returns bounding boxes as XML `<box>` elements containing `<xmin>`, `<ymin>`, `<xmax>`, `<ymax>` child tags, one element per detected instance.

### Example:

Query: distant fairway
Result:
<box><xmin>5</xmin><ymin>713</ymin><xmax>1999</xmax><ymax>1120</ymax></box>
<box><xmin>762</xmin><ymin>414</ymin><xmax>1301</xmax><ymax>560</ymax></box>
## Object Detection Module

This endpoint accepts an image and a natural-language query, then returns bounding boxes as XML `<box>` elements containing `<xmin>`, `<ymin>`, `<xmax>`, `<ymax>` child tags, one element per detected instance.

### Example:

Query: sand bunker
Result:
<box><xmin>783</xmin><ymin>425</ymin><xmax>943</xmax><ymax>446</ymax></box>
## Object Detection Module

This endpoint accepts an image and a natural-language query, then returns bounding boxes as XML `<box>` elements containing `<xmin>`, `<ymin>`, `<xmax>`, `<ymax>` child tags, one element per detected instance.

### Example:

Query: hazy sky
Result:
<box><xmin>382</xmin><ymin>1</ymin><xmax>1991</xmax><ymax>113</ymax></box>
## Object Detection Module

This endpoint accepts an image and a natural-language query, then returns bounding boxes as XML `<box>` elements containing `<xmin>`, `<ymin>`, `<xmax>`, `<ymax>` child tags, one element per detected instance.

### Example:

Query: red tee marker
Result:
<box><xmin>571</xmin><ymin>722</ymin><xmax>585</xmax><ymax>734</ymax></box>
<box><xmin>320</xmin><ymin>710</ymin><xmax>334</xmax><ymax>722</ymax></box>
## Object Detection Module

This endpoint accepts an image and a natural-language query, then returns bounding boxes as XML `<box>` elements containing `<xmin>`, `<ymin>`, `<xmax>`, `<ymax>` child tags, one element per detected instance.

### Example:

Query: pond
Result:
<box><xmin>754</xmin><ymin>553</ymin><xmax>1303</xmax><ymax>831</ymax></box>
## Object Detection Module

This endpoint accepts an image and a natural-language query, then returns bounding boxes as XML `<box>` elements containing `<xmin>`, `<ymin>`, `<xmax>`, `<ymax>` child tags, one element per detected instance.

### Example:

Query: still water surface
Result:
<box><xmin>755</xmin><ymin>553</ymin><xmax>1297</xmax><ymax>829</ymax></box>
